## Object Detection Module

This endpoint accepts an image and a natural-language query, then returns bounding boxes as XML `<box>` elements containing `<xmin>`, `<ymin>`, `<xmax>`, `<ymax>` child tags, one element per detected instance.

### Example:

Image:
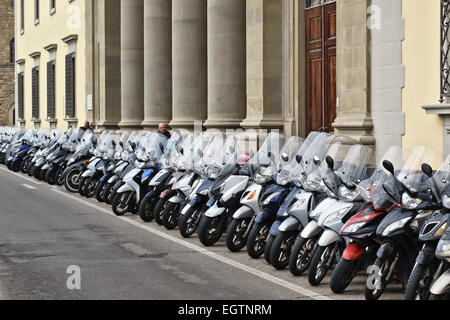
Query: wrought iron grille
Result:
<box><xmin>441</xmin><ymin>0</ymin><xmax>450</xmax><ymax>102</ymax></box>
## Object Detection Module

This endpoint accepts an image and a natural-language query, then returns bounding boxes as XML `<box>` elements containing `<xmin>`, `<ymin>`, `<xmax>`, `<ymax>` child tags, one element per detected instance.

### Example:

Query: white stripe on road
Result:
<box><xmin>22</xmin><ymin>184</ymin><xmax>36</xmax><ymax>190</ymax></box>
<box><xmin>51</xmin><ymin>188</ymin><xmax>332</xmax><ymax>301</ymax></box>
<box><xmin>0</xmin><ymin>167</ymin><xmax>42</xmax><ymax>185</ymax></box>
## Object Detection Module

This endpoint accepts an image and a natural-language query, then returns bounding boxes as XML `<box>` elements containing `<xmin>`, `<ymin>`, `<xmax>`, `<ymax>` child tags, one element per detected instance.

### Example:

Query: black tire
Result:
<box><xmin>404</xmin><ymin>263</ymin><xmax>435</xmax><ymax>300</ymax></box>
<box><xmin>429</xmin><ymin>293</ymin><xmax>449</xmax><ymax>300</ymax></box>
<box><xmin>154</xmin><ymin>198</ymin><xmax>168</xmax><ymax>225</ymax></box>
<box><xmin>32</xmin><ymin>166</ymin><xmax>41</xmax><ymax>180</ymax></box>
<box><xmin>289</xmin><ymin>236</ymin><xmax>319</xmax><ymax>276</ymax></box>
<box><xmin>64</xmin><ymin>168</ymin><xmax>82</xmax><ymax>193</ymax></box>
<box><xmin>112</xmin><ymin>191</ymin><xmax>135</xmax><ymax>216</ymax></box>
<box><xmin>55</xmin><ymin>167</ymin><xmax>66</xmax><ymax>186</ymax></box>
<box><xmin>270</xmin><ymin>231</ymin><xmax>298</xmax><ymax>270</ymax></box>
<box><xmin>95</xmin><ymin>180</ymin><xmax>108</xmax><ymax>203</ymax></box>
<box><xmin>45</xmin><ymin>168</ymin><xmax>56</xmax><ymax>184</ymax></box>
<box><xmin>179</xmin><ymin>205</ymin><xmax>204</xmax><ymax>238</ymax></box>
<box><xmin>27</xmin><ymin>162</ymin><xmax>35</xmax><ymax>176</ymax></box>
<box><xmin>198</xmin><ymin>215</ymin><xmax>227</xmax><ymax>247</ymax></box>
<box><xmin>308</xmin><ymin>244</ymin><xmax>339</xmax><ymax>286</ymax></box>
<box><xmin>264</xmin><ymin>235</ymin><xmax>276</xmax><ymax>265</ymax></box>
<box><xmin>11</xmin><ymin>160</ymin><xmax>21</xmax><ymax>172</ymax></box>
<box><xmin>247</xmin><ymin>222</ymin><xmax>271</xmax><ymax>259</ymax></box>
<box><xmin>364</xmin><ymin>256</ymin><xmax>393</xmax><ymax>301</ymax></box>
<box><xmin>138</xmin><ymin>193</ymin><xmax>158</xmax><ymax>222</ymax></box>
<box><xmin>78</xmin><ymin>176</ymin><xmax>88</xmax><ymax>196</ymax></box>
<box><xmin>162</xmin><ymin>201</ymin><xmax>181</xmax><ymax>230</ymax></box>
<box><xmin>40</xmin><ymin>169</ymin><xmax>48</xmax><ymax>181</ymax></box>
<box><xmin>226</xmin><ymin>218</ymin><xmax>251</xmax><ymax>253</ymax></box>
<box><xmin>102</xmin><ymin>182</ymin><xmax>115</xmax><ymax>204</ymax></box>
<box><xmin>84</xmin><ymin>176</ymin><xmax>100</xmax><ymax>198</ymax></box>
<box><xmin>330</xmin><ymin>257</ymin><xmax>361</xmax><ymax>294</ymax></box>
<box><xmin>21</xmin><ymin>158</ymin><xmax>29</xmax><ymax>174</ymax></box>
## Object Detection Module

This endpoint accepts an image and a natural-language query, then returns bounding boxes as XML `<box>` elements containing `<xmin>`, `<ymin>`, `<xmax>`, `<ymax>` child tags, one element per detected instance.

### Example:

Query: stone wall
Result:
<box><xmin>0</xmin><ymin>0</ymin><xmax>15</xmax><ymax>125</ymax></box>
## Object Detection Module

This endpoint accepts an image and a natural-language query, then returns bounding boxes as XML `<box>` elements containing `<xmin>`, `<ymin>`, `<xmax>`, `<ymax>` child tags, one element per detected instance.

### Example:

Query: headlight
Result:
<box><xmin>340</xmin><ymin>186</ymin><xmax>360</xmax><ymax>202</ymax></box>
<box><xmin>382</xmin><ymin>217</ymin><xmax>412</xmax><ymax>237</ymax></box>
<box><xmin>263</xmin><ymin>192</ymin><xmax>281</xmax><ymax>206</ymax></box>
<box><xmin>402</xmin><ymin>193</ymin><xmax>422</xmax><ymax>210</ymax></box>
<box><xmin>442</xmin><ymin>194</ymin><xmax>450</xmax><ymax>209</ymax></box>
<box><xmin>261</xmin><ymin>166</ymin><xmax>275</xmax><ymax>177</ymax></box>
<box><xmin>323</xmin><ymin>207</ymin><xmax>352</xmax><ymax>225</ymax></box>
<box><xmin>344</xmin><ymin>222</ymin><xmax>366</xmax><ymax>234</ymax></box>
<box><xmin>436</xmin><ymin>239</ymin><xmax>450</xmax><ymax>260</ymax></box>
<box><xmin>207</xmin><ymin>167</ymin><xmax>220</xmax><ymax>180</ymax></box>
<box><xmin>276</xmin><ymin>173</ymin><xmax>290</xmax><ymax>186</ymax></box>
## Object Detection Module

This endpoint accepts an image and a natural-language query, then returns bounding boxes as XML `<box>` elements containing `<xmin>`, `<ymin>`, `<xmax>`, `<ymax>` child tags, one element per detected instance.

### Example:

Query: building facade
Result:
<box><xmin>14</xmin><ymin>0</ymin><xmax>449</xmax><ymax>163</ymax></box>
<box><xmin>0</xmin><ymin>0</ymin><xmax>15</xmax><ymax>126</ymax></box>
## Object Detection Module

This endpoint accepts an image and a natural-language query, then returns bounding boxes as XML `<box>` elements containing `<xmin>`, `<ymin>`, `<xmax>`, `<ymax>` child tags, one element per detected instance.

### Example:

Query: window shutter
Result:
<box><xmin>32</xmin><ymin>66</ymin><xmax>40</xmax><ymax>119</ymax></box>
<box><xmin>18</xmin><ymin>72</ymin><xmax>24</xmax><ymax>119</ymax></box>
<box><xmin>47</xmin><ymin>61</ymin><xmax>56</xmax><ymax>119</ymax></box>
<box><xmin>65</xmin><ymin>53</ymin><xmax>75</xmax><ymax>118</ymax></box>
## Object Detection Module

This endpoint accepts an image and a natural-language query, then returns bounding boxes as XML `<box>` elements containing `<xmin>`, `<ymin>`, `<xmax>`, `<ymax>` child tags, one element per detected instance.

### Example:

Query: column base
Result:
<box><xmin>240</xmin><ymin>118</ymin><xmax>284</xmax><ymax>131</ymax></box>
<box><xmin>118</xmin><ymin>120</ymin><xmax>143</xmax><ymax>132</ymax></box>
<box><xmin>333</xmin><ymin>117</ymin><xmax>376</xmax><ymax>145</ymax></box>
<box><xmin>203</xmin><ymin>118</ymin><xmax>243</xmax><ymax>130</ymax></box>
<box><xmin>169</xmin><ymin>119</ymin><xmax>205</xmax><ymax>130</ymax></box>
<box><xmin>141</xmin><ymin>119</ymin><xmax>171</xmax><ymax>130</ymax></box>
<box><xmin>45</xmin><ymin>118</ymin><xmax>58</xmax><ymax>129</ymax></box>
<box><xmin>97</xmin><ymin>120</ymin><xmax>120</xmax><ymax>130</ymax></box>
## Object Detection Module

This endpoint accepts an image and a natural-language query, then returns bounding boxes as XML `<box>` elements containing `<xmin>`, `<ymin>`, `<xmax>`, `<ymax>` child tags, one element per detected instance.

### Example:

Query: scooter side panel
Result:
<box><xmin>221</xmin><ymin>176</ymin><xmax>249</xmax><ymax>203</ymax></box>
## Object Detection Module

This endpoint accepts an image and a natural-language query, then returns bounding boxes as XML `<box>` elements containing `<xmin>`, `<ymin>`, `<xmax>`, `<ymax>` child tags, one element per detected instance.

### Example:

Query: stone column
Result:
<box><xmin>119</xmin><ymin>0</ymin><xmax>144</xmax><ymax>130</ymax></box>
<box><xmin>241</xmin><ymin>0</ymin><xmax>284</xmax><ymax>131</ymax></box>
<box><xmin>96</xmin><ymin>0</ymin><xmax>121</xmax><ymax>130</ymax></box>
<box><xmin>170</xmin><ymin>0</ymin><xmax>207</xmax><ymax>129</ymax></box>
<box><xmin>142</xmin><ymin>0</ymin><xmax>172</xmax><ymax>129</ymax></box>
<box><xmin>333</xmin><ymin>0</ymin><xmax>375</xmax><ymax>146</ymax></box>
<box><xmin>204</xmin><ymin>0</ymin><xmax>246</xmax><ymax>129</ymax></box>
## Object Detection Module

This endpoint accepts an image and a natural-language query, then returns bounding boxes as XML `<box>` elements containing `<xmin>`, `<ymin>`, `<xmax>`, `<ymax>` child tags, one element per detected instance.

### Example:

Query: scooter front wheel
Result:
<box><xmin>95</xmin><ymin>180</ymin><xmax>108</xmax><ymax>203</ymax></box>
<box><xmin>404</xmin><ymin>262</ymin><xmax>436</xmax><ymax>300</ymax></box>
<box><xmin>84</xmin><ymin>176</ymin><xmax>100</xmax><ymax>198</ymax></box>
<box><xmin>112</xmin><ymin>191</ymin><xmax>134</xmax><ymax>216</ymax></box>
<box><xmin>162</xmin><ymin>202</ymin><xmax>181</xmax><ymax>230</ymax></box>
<box><xmin>138</xmin><ymin>193</ymin><xmax>158</xmax><ymax>222</ymax></box>
<box><xmin>154</xmin><ymin>198</ymin><xmax>168</xmax><ymax>225</ymax></box>
<box><xmin>179</xmin><ymin>205</ymin><xmax>204</xmax><ymax>238</ymax></box>
<box><xmin>64</xmin><ymin>168</ymin><xmax>82</xmax><ymax>193</ymax></box>
<box><xmin>226</xmin><ymin>218</ymin><xmax>251</xmax><ymax>252</ymax></box>
<box><xmin>289</xmin><ymin>236</ymin><xmax>319</xmax><ymax>276</ymax></box>
<box><xmin>270</xmin><ymin>231</ymin><xmax>298</xmax><ymax>270</ymax></box>
<box><xmin>198</xmin><ymin>215</ymin><xmax>227</xmax><ymax>247</ymax></box>
<box><xmin>364</xmin><ymin>256</ymin><xmax>393</xmax><ymax>301</ymax></box>
<box><xmin>308</xmin><ymin>243</ymin><xmax>340</xmax><ymax>286</ymax></box>
<box><xmin>56</xmin><ymin>167</ymin><xmax>65</xmax><ymax>186</ymax></box>
<box><xmin>247</xmin><ymin>222</ymin><xmax>270</xmax><ymax>259</ymax></box>
<box><xmin>330</xmin><ymin>257</ymin><xmax>362</xmax><ymax>294</ymax></box>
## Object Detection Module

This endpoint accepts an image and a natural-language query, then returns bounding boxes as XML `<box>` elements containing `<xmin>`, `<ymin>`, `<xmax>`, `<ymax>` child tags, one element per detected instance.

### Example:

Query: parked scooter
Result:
<box><xmin>62</xmin><ymin>129</ymin><xmax>96</xmax><ymax>193</ymax></box>
<box><xmin>226</xmin><ymin>134</ymin><xmax>305</xmax><ymax>253</ymax></box>
<box><xmin>197</xmin><ymin>133</ymin><xmax>255</xmax><ymax>246</ymax></box>
<box><xmin>429</xmin><ymin>223</ymin><xmax>450</xmax><ymax>300</ymax></box>
<box><xmin>404</xmin><ymin>156</ymin><xmax>450</xmax><ymax>300</ymax></box>
<box><xmin>267</xmin><ymin>132</ymin><xmax>331</xmax><ymax>269</ymax></box>
<box><xmin>329</xmin><ymin>146</ymin><xmax>405</xmax><ymax>294</ymax></box>
<box><xmin>364</xmin><ymin>146</ymin><xmax>440</xmax><ymax>300</ymax></box>
<box><xmin>305</xmin><ymin>144</ymin><xmax>371</xmax><ymax>286</ymax></box>
<box><xmin>112</xmin><ymin>132</ymin><xmax>168</xmax><ymax>216</ymax></box>
<box><xmin>138</xmin><ymin>131</ymin><xmax>189</xmax><ymax>222</ymax></box>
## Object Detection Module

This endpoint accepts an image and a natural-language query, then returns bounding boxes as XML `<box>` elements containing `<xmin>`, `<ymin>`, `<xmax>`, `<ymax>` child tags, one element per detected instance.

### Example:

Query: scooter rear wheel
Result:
<box><xmin>95</xmin><ymin>180</ymin><xmax>108</xmax><ymax>203</ymax></box>
<box><xmin>198</xmin><ymin>215</ymin><xmax>227</xmax><ymax>247</ymax></box>
<box><xmin>64</xmin><ymin>168</ymin><xmax>82</xmax><ymax>193</ymax></box>
<box><xmin>138</xmin><ymin>193</ymin><xmax>157</xmax><ymax>222</ymax></box>
<box><xmin>154</xmin><ymin>198</ymin><xmax>168</xmax><ymax>225</ymax></box>
<box><xmin>84</xmin><ymin>176</ymin><xmax>100</xmax><ymax>198</ymax></box>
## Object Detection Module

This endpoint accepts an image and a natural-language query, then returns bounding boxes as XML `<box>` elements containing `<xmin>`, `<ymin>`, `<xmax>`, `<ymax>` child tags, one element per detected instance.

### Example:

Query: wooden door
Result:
<box><xmin>305</xmin><ymin>1</ymin><xmax>337</xmax><ymax>135</ymax></box>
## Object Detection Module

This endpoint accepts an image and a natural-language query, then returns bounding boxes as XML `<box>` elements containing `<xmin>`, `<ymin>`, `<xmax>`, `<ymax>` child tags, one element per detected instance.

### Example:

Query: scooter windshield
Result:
<box><xmin>429</xmin><ymin>154</ymin><xmax>450</xmax><ymax>196</ymax></box>
<box><xmin>248</xmin><ymin>132</ymin><xmax>285</xmax><ymax>178</ymax></box>
<box><xmin>276</xmin><ymin>136</ymin><xmax>306</xmax><ymax>185</ymax></box>
<box><xmin>161</xmin><ymin>130</ymin><xmax>186</xmax><ymax>168</ymax></box>
<box><xmin>170</xmin><ymin>134</ymin><xmax>195</xmax><ymax>169</ymax></box>
<box><xmin>397</xmin><ymin>146</ymin><xmax>441</xmax><ymax>194</ymax></box>
<box><xmin>357</xmin><ymin>146</ymin><xmax>405</xmax><ymax>209</ymax></box>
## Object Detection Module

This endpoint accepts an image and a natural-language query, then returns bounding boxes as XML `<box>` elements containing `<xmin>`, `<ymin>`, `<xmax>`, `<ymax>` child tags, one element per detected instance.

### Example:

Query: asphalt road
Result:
<box><xmin>0</xmin><ymin>166</ymin><xmax>405</xmax><ymax>300</ymax></box>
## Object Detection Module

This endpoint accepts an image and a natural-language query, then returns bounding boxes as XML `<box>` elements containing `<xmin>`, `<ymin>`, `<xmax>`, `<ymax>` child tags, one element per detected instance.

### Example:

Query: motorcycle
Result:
<box><xmin>429</xmin><ymin>223</ymin><xmax>450</xmax><ymax>300</ymax></box>
<box><xmin>112</xmin><ymin>132</ymin><xmax>168</xmax><ymax>216</ymax></box>
<box><xmin>329</xmin><ymin>146</ymin><xmax>405</xmax><ymax>294</ymax></box>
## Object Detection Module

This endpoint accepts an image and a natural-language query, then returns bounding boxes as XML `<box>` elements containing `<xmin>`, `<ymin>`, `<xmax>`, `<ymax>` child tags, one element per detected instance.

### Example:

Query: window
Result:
<box><xmin>305</xmin><ymin>0</ymin><xmax>336</xmax><ymax>9</ymax></box>
<box><xmin>35</xmin><ymin>0</ymin><xmax>40</xmax><ymax>24</ymax></box>
<box><xmin>18</xmin><ymin>72</ymin><xmax>24</xmax><ymax>120</ymax></box>
<box><xmin>32</xmin><ymin>66</ymin><xmax>40</xmax><ymax>119</ymax></box>
<box><xmin>441</xmin><ymin>0</ymin><xmax>450</xmax><ymax>102</ymax></box>
<box><xmin>65</xmin><ymin>53</ymin><xmax>76</xmax><ymax>118</ymax></box>
<box><xmin>47</xmin><ymin>61</ymin><xmax>56</xmax><ymax>119</ymax></box>
<box><xmin>50</xmin><ymin>0</ymin><xmax>55</xmax><ymax>14</ymax></box>
<box><xmin>20</xmin><ymin>0</ymin><xmax>24</xmax><ymax>33</ymax></box>
<box><xmin>9</xmin><ymin>38</ymin><xmax>14</xmax><ymax>63</ymax></box>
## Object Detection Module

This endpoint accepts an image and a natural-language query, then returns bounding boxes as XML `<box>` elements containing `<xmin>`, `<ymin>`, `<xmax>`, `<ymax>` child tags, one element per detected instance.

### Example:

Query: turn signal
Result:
<box><xmin>248</xmin><ymin>190</ymin><xmax>257</xmax><ymax>200</ymax></box>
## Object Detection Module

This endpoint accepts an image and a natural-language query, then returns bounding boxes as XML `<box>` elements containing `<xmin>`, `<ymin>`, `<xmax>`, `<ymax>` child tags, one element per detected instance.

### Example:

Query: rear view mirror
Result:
<box><xmin>383</xmin><ymin>160</ymin><xmax>395</xmax><ymax>175</ymax></box>
<box><xmin>160</xmin><ymin>143</ymin><xmax>165</xmax><ymax>153</ymax></box>
<box><xmin>197</xmin><ymin>149</ymin><xmax>203</xmax><ymax>158</ymax></box>
<box><xmin>421</xmin><ymin>163</ymin><xmax>433</xmax><ymax>178</ymax></box>
<box><xmin>111</xmin><ymin>140</ymin><xmax>116</xmax><ymax>147</ymax></box>
<box><xmin>326</xmin><ymin>156</ymin><xmax>335</xmax><ymax>171</ymax></box>
<box><xmin>296</xmin><ymin>155</ymin><xmax>302</xmax><ymax>164</ymax></box>
<box><xmin>281</xmin><ymin>153</ymin><xmax>289</xmax><ymax>162</ymax></box>
<box><xmin>313</xmin><ymin>156</ymin><xmax>321</xmax><ymax>166</ymax></box>
<box><xmin>131</xmin><ymin>142</ymin><xmax>137</xmax><ymax>150</ymax></box>
<box><xmin>119</xmin><ymin>141</ymin><xmax>124</xmax><ymax>148</ymax></box>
